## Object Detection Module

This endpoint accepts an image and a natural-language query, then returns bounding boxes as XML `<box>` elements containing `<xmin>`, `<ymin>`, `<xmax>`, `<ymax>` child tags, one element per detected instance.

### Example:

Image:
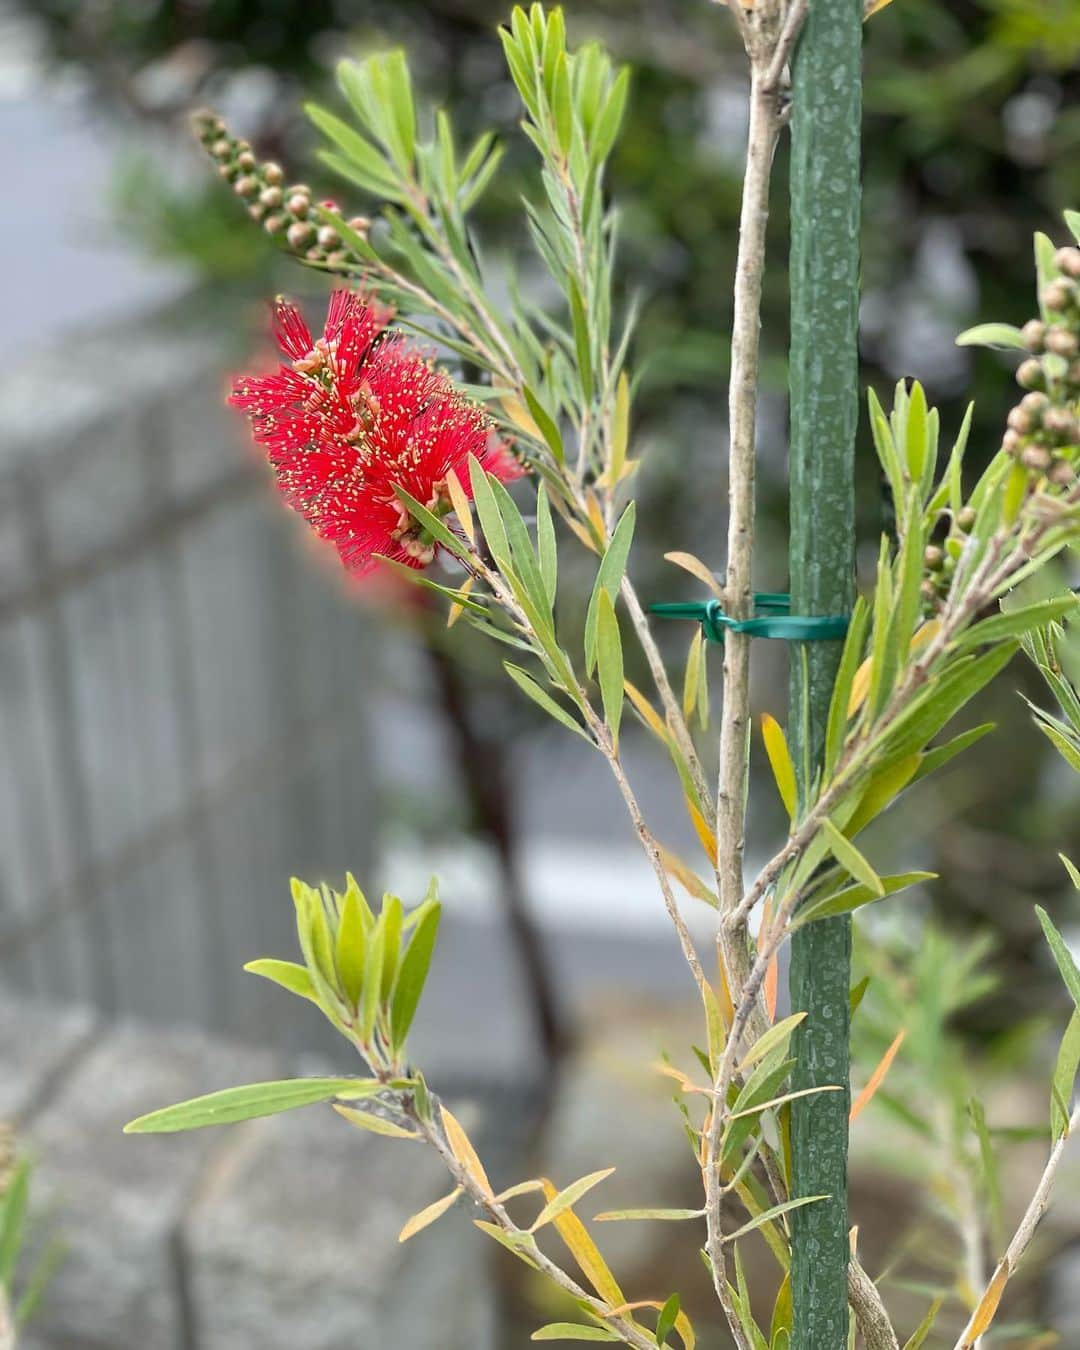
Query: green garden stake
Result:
<box><xmin>786</xmin><ymin>0</ymin><xmax>863</xmax><ymax>1343</ymax></box>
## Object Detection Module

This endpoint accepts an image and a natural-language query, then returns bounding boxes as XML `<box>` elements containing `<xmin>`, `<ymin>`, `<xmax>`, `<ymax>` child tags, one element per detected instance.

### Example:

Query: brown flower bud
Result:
<box><xmin>287</xmin><ymin>220</ymin><xmax>315</xmax><ymax>250</ymax></box>
<box><xmin>1046</xmin><ymin>326</ymin><xmax>1079</xmax><ymax>358</ymax></box>
<box><xmin>286</xmin><ymin>190</ymin><xmax>311</xmax><ymax>218</ymax></box>
<box><xmin>248</xmin><ymin>202</ymin><xmax>267</xmax><ymax>222</ymax></box>
<box><xmin>259</xmin><ymin>186</ymin><xmax>282</xmax><ymax>209</ymax></box>
<box><xmin>236</xmin><ymin>150</ymin><xmax>256</xmax><ymax>171</ymax></box>
<box><xmin>923</xmin><ymin>545</ymin><xmax>945</xmax><ymax>571</ymax></box>
<box><xmin>1049</xmin><ymin>457</ymin><xmax>1076</xmax><ymax>485</ymax></box>
<box><xmin>1021</xmin><ymin>445</ymin><xmax>1052</xmax><ymax>472</ymax></box>
<box><xmin>264</xmin><ymin>213</ymin><xmax>286</xmax><ymax>235</ymax></box>
<box><xmin>325</xmin><ymin>250</ymin><xmax>350</xmax><ymax>269</ymax></box>
<box><xmin>218</xmin><ymin>162</ymin><xmax>239</xmax><ymax>181</ymax></box>
<box><xmin>347</xmin><ymin>215</ymin><xmax>371</xmax><ymax>236</ymax></box>
<box><xmin>1007</xmin><ymin>406</ymin><xmax>1032</xmax><ymax>434</ymax></box>
<box><xmin>263</xmin><ymin>161</ymin><xmax>284</xmax><ymax>185</ymax></box>
<box><xmin>305</xmin><ymin>246</ymin><xmax>325</xmax><ymax>262</ymax></box>
<box><xmin>1053</xmin><ymin>247</ymin><xmax>1080</xmax><ymax>280</ymax></box>
<box><xmin>233</xmin><ymin>175</ymin><xmax>259</xmax><ymax>198</ymax></box>
<box><xmin>956</xmin><ymin>506</ymin><xmax>976</xmax><ymax>532</ymax></box>
<box><xmin>920</xmin><ymin>579</ymin><xmax>939</xmax><ymax>605</ymax></box>
<box><xmin>1042</xmin><ymin>407</ymin><xmax>1078</xmax><ymax>440</ymax></box>
<box><xmin>1021</xmin><ymin>318</ymin><xmax>1046</xmax><ymax>352</ymax></box>
<box><xmin>1002</xmin><ymin>428</ymin><xmax>1023</xmax><ymax>454</ymax></box>
<box><xmin>1020</xmin><ymin>391</ymin><xmax>1049</xmax><ymax>418</ymax></box>
<box><xmin>1016</xmin><ymin>358</ymin><xmax>1045</xmax><ymax>390</ymax></box>
<box><xmin>1042</xmin><ymin>280</ymin><xmax>1072</xmax><ymax>314</ymax></box>
<box><xmin>210</xmin><ymin>138</ymin><xmax>232</xmax><ymax>160</ymax></box>
<box><xmin>316</xmin><ymin>225</ymin><xmax>340</xmax><ymax>249</ymax></box>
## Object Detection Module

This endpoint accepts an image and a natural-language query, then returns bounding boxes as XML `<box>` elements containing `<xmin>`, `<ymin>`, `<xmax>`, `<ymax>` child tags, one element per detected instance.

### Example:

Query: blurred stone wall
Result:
<box><xmin>0</xmin><ymin>302</ymin><xmax>377</xmax><ymax>1048</ymax></box>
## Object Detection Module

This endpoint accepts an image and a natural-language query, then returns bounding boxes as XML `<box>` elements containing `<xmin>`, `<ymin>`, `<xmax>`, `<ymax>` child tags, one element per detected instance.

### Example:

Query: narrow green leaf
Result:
<box><xmin>380</xmin><ymin>895</ymin><xmax>404</xmax><ymax>1001</ymax></box>
<box><xmin>584</xmin><ymin>503</ymin><xmax>636</xmax><ymax>673</ymax></box>
<box><xmin>333</xmin><ymin>1104</ymin><xmax>420</xmax><ymax>1139</ymax></box>
<box><xmin>14</xmin><ymin>1236</ymin><xmax>63</xmax><ymax>1328</ymax></box>
<box><xmin>552</xmin><ymin>50</ymin><xmax>573</xmax><ymax>155</ymax></box>
<box><xmin>901</xmin><ymin>1295</ymin><xmax>945</xmax><ymax>1350</ymax></box>
<box><xmin>1062</xmin><ymin>854</ymin><xmax>1080</xmax><ymax>890</ymax></box>
<box><xmin>124</xmin><ymin>1078</ymin><xmax>381</xmax><ymax>1133</ymax></box>
<box><xmin>569</xmin><ymin>279</ymin><xmax>593</xmax><ymax>403</ymax></box>
<box><xmin>825</xmin><ymin>597</ymin><xmax>869</xmax><ymax>774</ymax></box>
<box><xmin>610</xmin><ymin>371</ymin><xmax>630</xmax><ymax>483</ymax></box>
<box><xmin>467</xmin><ymin>456</ymin><xmax>512</xmax><ymax>570</ymax></box>
<box><xmin>591</xmin><ymin>66</ymin><xmax>630</xmax><ymax>163</ymax></box>
<box><xmin>738</xmin><ymin>1013</ymin><xmax>807</xmax><ymax>1074</ymax></box>
<box><xmin>596</xmin><ymin>590</ymin><xmax>624</xmax><ymax>750</ymax></box>
<box><xmin>504</xmin><ymin>662</ymin><xmax>591</xmax><ymax>741</ymax></box>
<box><xmin>957</xmin><ymin>595</ymin><xmax>1079</xmax><ymax>650</ymax></box>
<box><xmin>1036</xmin><ymin>905</ymin><xmax>1080</xmax><ymax>1010</ymax></box>
<box><xmin>904</xmin><ymin>381</ymin><xmax>929</xmax><ymax>486</ymax></box>
<box><xmin>722</xmin><ymin>1195</ymin><xmax>828</xmax><ymax>1245</ymax></box>
<box><xmin>821</xmin><ymin>819</ymin><xmax>884</xmax><ymax>897</ymax></box>
<box><xmin>390</xmin><ymin>901</ymin><xmax>442</xmax><ymax>1049</ymax></box>
<box><xmin>593</xmin><ymin>1208</ymin><xmax>704</xmax><ymax>1223</ymax></box>
<box><xmin>531</xmin><ymin>1326</ymin><xmax>619</xmax><ymax>1342</ymax></box>
<box><xmin>912</xmin><ymin>724</ymin><xmax>995</xmax><ymax>784</ymax></box>
<box><xmin>656</xmin><ymin>1293</ymin><xmax>681</xmax><ymax>1347</ymax></box>
<box><xmin>796</xmin><ymin>871</ymin><xmax>935</xmax><ymax>926</ymax></box>
<box><xmin>0</xmin><ymin>1159</ymin><xmax>30</xmax><ymax>1286</ymax></box>
<box><xmin>531</xmin><ymin>1168</ymin><xmax>615</xmax><ymax>1232</ymax></box>
<box><xmin>969</xmin><ymin>1097</ymin><xmax>1004</xmax><ymax>1249</ymax></box>
<box><xmin>1052</xmin><ymin>1009</ymin><xmax>1080</xmax><ymax>1138</ymax></box>
<box><xmin>536</xmin><ymin>485</ymin><xmax>558</xmax><ymax>608</ymax></box>
<box><xmin>384</xmin><ymin>50</ymin><xmax>416</xmax><ymax>164</ymax></box>
<box><xmin>243</xmin><ymin>959</ymin><xmax>319</xmax><ymax>1004</ymax></box>
<box><xmin>362</xmin><ymin>912</ymin><xmax>387</xmax><ymax>1040</ymax></box>
<box><xmin>522</xmin><ymin>387</ymin><xmax>565</xmax><ymax>463</ymax></box>
<box><xmin>335</xmin><ymin>887</ymin><xmax>367</xmax><ymax>1007</ymax></box>
<box><xmin>1066</xmin><ymin>209</ymin><xmax>1080</xmax><ymax>246</ymax></box>
<box><xmin>954</xmin><ymin>323</ymin><xmax>1027</xmax><ymax>350</ymax></box>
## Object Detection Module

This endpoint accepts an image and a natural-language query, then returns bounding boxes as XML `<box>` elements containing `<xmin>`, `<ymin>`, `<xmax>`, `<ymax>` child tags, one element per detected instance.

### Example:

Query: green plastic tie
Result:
<box><xmin>650</xmin><ymin>593</ymin><xmax>849</xmax><ymax>644</ymax></box>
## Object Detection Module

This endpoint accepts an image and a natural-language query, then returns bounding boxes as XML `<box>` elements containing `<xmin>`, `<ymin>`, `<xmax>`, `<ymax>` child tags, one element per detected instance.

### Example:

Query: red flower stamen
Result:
<box><xmin>229</xmin><ymin>290</ymin><xmax>522</xmax><ymax>574</ymax></box>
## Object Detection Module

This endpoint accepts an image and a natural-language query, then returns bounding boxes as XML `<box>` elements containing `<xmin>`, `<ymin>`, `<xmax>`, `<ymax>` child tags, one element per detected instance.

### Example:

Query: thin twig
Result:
<box><xmin>412</xmin><ymin>1097</ymin><xmax>659</xmax><ymax>1350</ymax></box>
<box><xmin>953</xmin><ymin>1106</ymin><xmax>1080</xmax><ymax>1350</ymax></box>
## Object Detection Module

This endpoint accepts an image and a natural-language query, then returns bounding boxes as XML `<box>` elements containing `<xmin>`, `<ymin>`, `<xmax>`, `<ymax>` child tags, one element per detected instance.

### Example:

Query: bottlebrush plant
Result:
<box><xmin>126</xmin><ymin>4</ymin><xmax>1080</xmax><ymax>1347</ymax></box>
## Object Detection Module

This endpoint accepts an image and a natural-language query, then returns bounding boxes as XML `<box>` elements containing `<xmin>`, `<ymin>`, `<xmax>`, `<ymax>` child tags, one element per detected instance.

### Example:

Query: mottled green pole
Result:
<box><xmin>787</xmin><ymin>0</ymin><xmax>863</xmax><ymax>1343</ymax></box>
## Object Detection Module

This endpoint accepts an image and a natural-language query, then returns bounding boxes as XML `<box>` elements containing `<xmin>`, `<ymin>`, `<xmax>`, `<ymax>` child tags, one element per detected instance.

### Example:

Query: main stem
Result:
<box><xmin>786</xmin><ymin>0</ymin><xmax>863</xmax><ymax>1343</ymax></box>
<box><xmin>716</xmin><ymin>66</ymin><xmax>781</xmax><ymax>993</ymax></box>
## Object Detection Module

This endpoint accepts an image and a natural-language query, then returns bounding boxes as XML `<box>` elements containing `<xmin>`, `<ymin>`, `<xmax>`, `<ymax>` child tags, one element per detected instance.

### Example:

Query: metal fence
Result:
<box><xmin>0</xmin><ymin>304</ymin><xmax>377</xmax><ymax>1046</ymax></box>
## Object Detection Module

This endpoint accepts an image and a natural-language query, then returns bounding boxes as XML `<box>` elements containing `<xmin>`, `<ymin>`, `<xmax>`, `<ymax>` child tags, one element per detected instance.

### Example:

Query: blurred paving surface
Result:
<box><xmin>3</xmin><ymin>991</ymin><xmax>496</xmax><ymax>1350</ymax></box>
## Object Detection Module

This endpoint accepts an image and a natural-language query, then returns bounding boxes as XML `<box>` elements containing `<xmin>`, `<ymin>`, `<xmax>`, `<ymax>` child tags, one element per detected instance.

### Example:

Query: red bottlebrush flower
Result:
<box><xmin>229</xmin><ymin>290</ymin><xmax>521</xmax><ymax>574</ymax></box>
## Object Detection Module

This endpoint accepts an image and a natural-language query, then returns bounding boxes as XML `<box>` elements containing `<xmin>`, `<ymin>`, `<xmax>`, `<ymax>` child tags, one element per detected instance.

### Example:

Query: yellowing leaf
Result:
<box><xmin>761</xmin><ymin>715</ymin><xmax>798</xmax><ymax>820</ymax></box>
<box><xmin>441</xmin><ymin>1104</ymin><xmax>494</xmax><ymax>1198</ymax></box>
<box><xmin>398</xmin><ymin>1187</ymin><xmax>462</xmax><ymax>1242</ymax></box>
<box><xmin>663</xmin><ymin>551</ymin><xmax>725</xmax><ymax>601</ymax></box>
<box><xmin>332</xmin><ymin>1104</ymin><xmax>420</xmax><ymax>1139</ymax></box>
<box><xmin>624</xmin><ymin>679</ymin><xmax>669</xmax><ymax>742</ymax></box>
<box><xmin>850</xmin><ymin>1029</ymin><xmax>906</xmax><ymax>1123</ymax></box>
<box><xmin>444</xmin><ymin>468</ymin><xmax>474</xmax><ymax>545</ymax></box>
<box><xmin>447</xmin><ymin>574</ymin><xmax>475</xmax><ymax>628</ymax></box>
<box><xmin>495</xmin><ymin>1179</ymin><xmax>548</xmax><ymax>1203</ymax></box>
<box><xmin>658</xmin><ymin>846</ymin><xmax>719</xmax><ymax>908</ymax></box>
<box><xmin>959</xmin><ymin>1259</ymin><xmax>1009</xmax><ymax>1346</ymax></box>
<box><xmin>864</xmin><ymin>0</ymin><xmax>897</xmax><ymax>18</ymax></box>
<box><xmin>686</xmin><ymin>796</ymin><xmax>718</xmax><ymax>865</ymax></box>
<box><xmin>610</xmin><ymin>370</ymin><xmax>630</xmax><ymax>484</ymax></box>
<box><xmin>502</xmin><ymin>395</ymin><xmax>543</xmax><ymax>440</ymax></box>
<box><xmin>541</xmin><ymin>1178</ymin><xmax>624</xmax><ymax>1306</ymax></box>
